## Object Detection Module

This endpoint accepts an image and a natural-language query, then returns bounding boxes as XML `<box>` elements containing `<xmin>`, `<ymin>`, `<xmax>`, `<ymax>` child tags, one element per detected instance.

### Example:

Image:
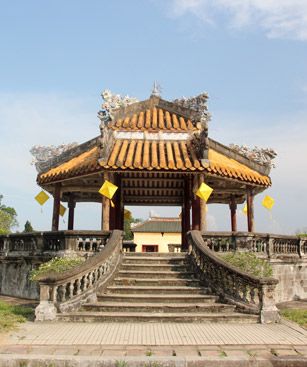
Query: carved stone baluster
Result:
<box><xmin>76</xmin><ymin>278</ymin><xmax>82</xmax><ymax>295</ymax></box>
<box><xmin>267</xmin><ymin>235</ymin><xmax>273</xmax><ymax>258</ymax></box>
<box><xmin>51</xmin><ymin>286</ymin><xmax>58</xmax><ymax>303</ymax></box>
<box><xmin>69</xmin><ymin>282</ymin><xmax>74</xmax><ymax>299</ymax></box>
<box><xmin>249</xmin><ymin>287</ymin><xmax>255</xmax><ymax>304</ymax></box>
<box><xmin>299</xmin><ymin>238</ymin><xmax>304</xmax><ymax>258</ymax></box>
<box><xmin>58</xmin><ymin>285</ymin><xmax>66</xmax><ymax>302</ymax></box>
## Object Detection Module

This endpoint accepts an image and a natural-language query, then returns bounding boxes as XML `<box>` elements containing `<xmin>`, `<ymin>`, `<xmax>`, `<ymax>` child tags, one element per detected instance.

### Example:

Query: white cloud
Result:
<box><xmin>170</xmin><ymin>0</ymin><xmax>307</xmax><ymax>40</ymax></box>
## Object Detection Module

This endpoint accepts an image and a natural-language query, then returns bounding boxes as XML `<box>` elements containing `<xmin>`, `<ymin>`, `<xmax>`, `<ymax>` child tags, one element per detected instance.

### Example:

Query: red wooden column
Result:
<box><xmin>199</xmin><ymin>174</ymin><xmax>207</xmax><ymax>232</ymax></box>
<box><xmin>191</xmin><ymin>175</ymin><xmax>200</xmax><ymax>230</ymax></box>
<box><xmin>114</xmin><ymin>174</ymin><xmax>124</xmax><ymax>230</ymax></box>
<box><xmin>229</xmin><ymin>196</ymin><xmax>237</xmax><ymax>232</ymax></box>
<box><xmin>246</xmin><ymin>188</ymin><xmax>255</xmax><ymax>232</ymax></box>
<box><xmin>192</xmin><ymin>199</ymin><xmax>200</xmax><ymax>230</ymax></box>
<box><xmin>109</xmin><ymin>173</ymin><xmax>117</xmax><ymax>231</ymax></box>
<box><xmin>182</xmin><ymin>176</ymin><xmax>191</xmax><ymax>250</ymax></box>
<box><xmin>51</xmin><ymin>183</ymin><xmax>61</xmax><ymax>231</ymax></box>
<box><xmin>101</xmin><ymin>172</ymin><xmax>110</xmax><ymax>231</ymax></box>
<box><xmin>67</xmin><ymin>194</ymin><xmax>76</xmax><ymax>230</ymax></box>
<box><xmin>119</xmin><ymin>175</ymin><xmax>124</xmax><ymax>231</ymax></box>
<box><xmin>181</xmin><ymin>205</ymin><xmax>185</xmax><ymax>249</ymax></box>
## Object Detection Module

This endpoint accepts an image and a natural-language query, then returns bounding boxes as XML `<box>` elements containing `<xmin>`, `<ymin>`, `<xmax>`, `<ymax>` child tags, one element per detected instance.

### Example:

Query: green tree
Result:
<box><xmin>0</xmin><ymin>195</ymin><xmax>18</xmax><ymax>234</ymax></box>
<box><xmin>123</xmin><ymin>209</ymin><xmax>142</xmax><ymax>240</ymax></box>
<box><xmin>23</xmin><ymin>220</ymin><xmax>34</xmax><ymax>233</ymax></box>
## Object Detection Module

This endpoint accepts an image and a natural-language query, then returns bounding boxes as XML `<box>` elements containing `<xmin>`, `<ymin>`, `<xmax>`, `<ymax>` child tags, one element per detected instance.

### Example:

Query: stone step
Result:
<box><xmin>117</xmin><ymin>270</ymin><xmax>195</xmax><ymax>279</ymax></box>
<box><xmin>105</xmin><ymin>285</ymin><xmax>209</xmax><ymax>295</ymax></box>
<box><xmin>124</xmin><ymin>252</ymin><xmax>187</xmax><ymax>257</ymax></box>
<box><xmin>120</xmin><ymin>264</ymin><xmax>187</xmax><ymax>272</ymax></box>
<box><xmin>82</xmin><ymin>302</ymin><xmax>235</xmax><ymax>313</ymax></box>
<box><xmin>113</xmin><ymin>277</ymin><xmax>200</xmax><ymax>287</ymax></box>
<box><xmin>58</xmin><ymin>311</ymin><xmax>258</xmax><ymax>323</ymax></box>
<box><xmin>122</xmin><ymin>257</ymin><xmax>187</xmax><ymax>265</ymax></box>
<box><xmin>97</xmin><ymin>293</ymin><xmax>218</xmax><ymax>304</ymax></box>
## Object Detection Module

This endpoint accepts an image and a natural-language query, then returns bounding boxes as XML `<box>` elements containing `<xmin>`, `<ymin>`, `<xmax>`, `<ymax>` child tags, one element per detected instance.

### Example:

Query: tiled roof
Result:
<box><xmin>207</xmin><ymin>150</ymin><xmax>271</xmax><ymax>185</ymax></box>
<box><xmin>39</xmin><ymin>147</ymin><xmax>100</xmax><ymax>184</ymax></box>
<box><xmin>131</xmin><ymin>218</ymin><xmax>181</xmax><ymax>233</ymax></box>
<box><xmin>109</xmin><ymin>107</ymin><xmax>197</xmax><ymax>132</ymax></box>
<box><xmin>101</xmin><ymin>139</ymin><xmax>203</xmax><ymax>171</ymax></box>
<box><xmin>38</xmin><ymin>140</ymin><xmax>270</xmax><ymax>186</ymax></box>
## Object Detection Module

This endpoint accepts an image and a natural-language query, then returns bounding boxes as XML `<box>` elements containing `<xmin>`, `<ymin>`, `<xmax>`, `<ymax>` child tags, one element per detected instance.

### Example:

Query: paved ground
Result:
<box><xmin>3</xmin><ymin>320</ymin><xmax>307</xmax><ymax>346</ymax></box>
<box><xmin>1</xmin><ymin>296</ymin><xmax>307</xmax><ymax>365</ymax></box>
<box><xmin>0</xmin><ymin>320</ymin><xmax>307</xmax><ymax>365</ymax></box>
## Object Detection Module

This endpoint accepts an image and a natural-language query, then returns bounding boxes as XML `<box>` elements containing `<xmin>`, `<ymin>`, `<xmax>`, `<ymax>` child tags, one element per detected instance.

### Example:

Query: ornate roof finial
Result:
<box><xmin>98</xmin><ymin>89</ymin><xmax>139</xmax><ymax>124</ymax></box>
<box><xmin>151</xmin><ymin>81</ymin><xmax>161</xmax><ymax>97</ymax></box>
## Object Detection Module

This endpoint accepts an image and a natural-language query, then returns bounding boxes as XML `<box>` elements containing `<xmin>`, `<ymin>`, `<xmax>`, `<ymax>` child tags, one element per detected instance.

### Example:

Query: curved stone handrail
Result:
<box><xmin>35</xmin><ymin>230</ymin><xmax>123</xmax><ymax>321</ymax></box>
<box><xmin>187</xmin><ymin>230</ymin><xmax>280</xmax><ymax>323</ymax></box>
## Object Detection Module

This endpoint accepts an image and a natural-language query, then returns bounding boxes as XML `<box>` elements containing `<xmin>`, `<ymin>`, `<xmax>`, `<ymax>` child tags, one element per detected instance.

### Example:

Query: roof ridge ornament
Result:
<box><xmin>173</xmin><ymin>92</ymin><xmax>211</xmax><ymax>124</ymax></box>
<box><xmin>98</xmin><ymin>89</ymin><xmax>139</xmax><ymax>124</ymax></box>
<box><xmin>151</xmin><ymin>81</ymin><xmax>162</xmax><ymax>97</ymax></box>
<box><xmin>30</xmin><ymin>143</ymin><xmax>78</xmax><ymax>173</ymax></box>
<box><xmin>229</xmin><ymin>144</ymin><xmax>277</xmax><ymax>168</ymax></box>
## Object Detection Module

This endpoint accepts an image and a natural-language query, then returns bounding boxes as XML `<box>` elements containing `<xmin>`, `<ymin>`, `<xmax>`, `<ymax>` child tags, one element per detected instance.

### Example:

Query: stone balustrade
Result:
<box><xmin>35</xmin><ymin>230</ymin><xmax>123</xmax><ymax>321</ymax></box>
<box><xmin>187</xmin><ymin>230</ymin><xmax>280</xmax><ymax>323</ymax></box>
<box><xmin>168</xmin><ymin>244</ymin><xmax>182</xmax><ymax>253</ymax></box>
<box><xmin>202</xmin><ymin>232</ymin><xmax>307</xmax><ymax>259</ymax></box>
<box><xmin>0</xmin><ymin>230</ymin><xmax>111</xmax><ymax>255</ymax></box>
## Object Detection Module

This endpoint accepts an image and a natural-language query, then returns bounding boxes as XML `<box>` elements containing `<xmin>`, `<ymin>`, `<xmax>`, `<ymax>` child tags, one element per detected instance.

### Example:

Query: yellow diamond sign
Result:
<box><xmin>262</xmin><ymin>195</ymin><xmax>275</xmax><ymax>210</ymax></box>
<box><xmin>98</xmin><ymin>180</ymin><xmax>118</xmax><ymax>200</ymax></box>
<box><xmin>196</xmin><ymin>182</ymin><xmax>213</xmax><ymax>202</ymax></box>
<box><xmin>242</xmin><ymin>203</ymin><xmax>247</xmax><ymax>215</ymax></box>
<box><xmin>59</xmin><ymin>204</ymin><xmax>67</xmax><ymax>217</ymax></box>
<box><xmin>35</xmin><ymin>191</ymin><xmax>49</xmax><ymax>206</ymax></box>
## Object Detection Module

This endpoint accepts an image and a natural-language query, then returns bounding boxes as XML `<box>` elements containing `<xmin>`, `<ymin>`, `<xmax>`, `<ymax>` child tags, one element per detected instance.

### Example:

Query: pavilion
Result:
<box><xmin>36</xmin><ymin>88</ymin><xmax>272</xmax><ymax>248</ymax></box>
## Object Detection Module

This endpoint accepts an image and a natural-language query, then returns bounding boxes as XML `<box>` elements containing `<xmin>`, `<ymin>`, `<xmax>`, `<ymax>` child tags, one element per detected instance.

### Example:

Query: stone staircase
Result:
<box><xmin>58</xmin><ymin>252</ymin><xmax>258</xmax><ymax>323</ymax></box>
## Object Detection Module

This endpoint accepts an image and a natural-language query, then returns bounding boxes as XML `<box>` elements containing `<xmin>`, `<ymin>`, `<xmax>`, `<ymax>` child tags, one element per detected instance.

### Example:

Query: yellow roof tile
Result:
<box><xmin>38</xmin><ymin>141</ymin><xmax>271</xmax><ymax>187</ymax></box>
<box><xmin>109</xmin><ymin>107</ymin><xmax>197</xmax><ymax>132</ymax></box>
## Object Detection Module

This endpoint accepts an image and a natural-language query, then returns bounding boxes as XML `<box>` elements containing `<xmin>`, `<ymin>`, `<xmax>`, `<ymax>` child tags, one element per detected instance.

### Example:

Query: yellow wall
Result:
<box><xmin>133</xmin><ymin>232</ymin><xmax>181</xmax><ymax>253</ymax></box>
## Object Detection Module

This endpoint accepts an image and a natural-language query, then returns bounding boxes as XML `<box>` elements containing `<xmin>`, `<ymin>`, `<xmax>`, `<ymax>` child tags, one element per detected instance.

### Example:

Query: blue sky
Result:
<box><xmin>0</xmin><ymin>0</ymin><xmax>306</xmax><ymax>234</ymax></box>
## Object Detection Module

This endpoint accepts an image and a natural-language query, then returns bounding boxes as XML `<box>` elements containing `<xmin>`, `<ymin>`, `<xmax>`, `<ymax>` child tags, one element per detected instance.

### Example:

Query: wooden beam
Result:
<box><xmin>61</xmin><ymin>186</ymin><xmax>99</xmax><ymax>193</ymax></box>
<box><xmin>124</xmin><ymin>195</ymin><xmax>182</xmax><ymax>200</ymax></box>
<box><xmin>123</xmin><ymin>188</ymin><xmax>183</xmax><ymax>194</ymax></box>
<box><xmin>122</xmin><ymin>178</ymin><xmax>184</xmax><ymax>183</ymax></box>
<box><xmin>51</xmin><ymin>183</ymin><xmax>61</xmax><ymax>231</ymax></box>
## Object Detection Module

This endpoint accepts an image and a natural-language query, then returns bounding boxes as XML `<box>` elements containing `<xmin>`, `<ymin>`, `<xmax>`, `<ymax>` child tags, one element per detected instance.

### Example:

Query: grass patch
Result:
<box><xmin>0</xmin><ymin>301</ymin><xmax>34</xmax><ymax>332</ymax></box>
<box><xmin>30</xmin><ymin>256</ymin><xmax>85</xmax><ymax>281</ymax></box>
<box><xmin>218</xmin><ymin>252</ymin><xmax>273</xmax><ymax>278</ymax></box>
<box><xmin>280</xmin><ymin>309</ymin><xmax>307</xmax><ymax>328</ymax></box>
